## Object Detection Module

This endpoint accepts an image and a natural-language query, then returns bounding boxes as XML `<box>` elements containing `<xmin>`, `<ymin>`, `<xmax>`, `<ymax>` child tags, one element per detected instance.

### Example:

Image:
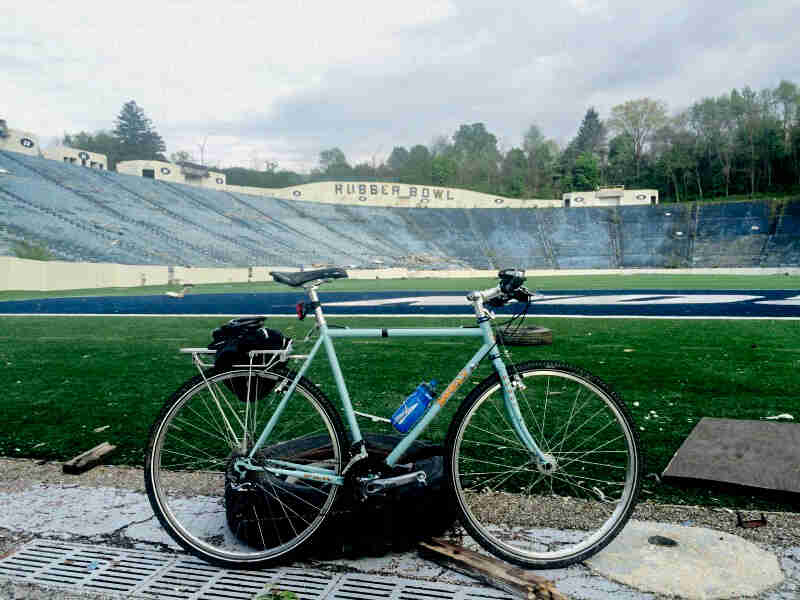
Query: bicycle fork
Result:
<box><xmin>471</xmin><ymin>297</ymin><xmax>554</xmax><ymax>472</ymax></box>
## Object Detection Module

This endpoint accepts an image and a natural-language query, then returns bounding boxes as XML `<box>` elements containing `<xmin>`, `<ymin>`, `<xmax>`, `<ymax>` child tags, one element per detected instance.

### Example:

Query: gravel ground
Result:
<box><xmin>2</xmin><ymin>457</ymin><xmax>795</xmax><ymax>548</ymax></box>
<box><xmin>0</xmin><ymin>457</ymin><xmax>798</xmax><ymax>600</ymax></box>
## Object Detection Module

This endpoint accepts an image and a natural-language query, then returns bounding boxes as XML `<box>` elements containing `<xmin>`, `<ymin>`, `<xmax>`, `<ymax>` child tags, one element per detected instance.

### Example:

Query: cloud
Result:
<box><xmin>3</xmin><ymin>0</ymin><xmax>799</xmax><ymax>170</ymax></box>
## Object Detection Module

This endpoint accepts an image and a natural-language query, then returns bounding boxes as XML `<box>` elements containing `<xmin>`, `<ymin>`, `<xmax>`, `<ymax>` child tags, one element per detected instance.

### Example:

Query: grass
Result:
<box><xmin>1</xmin><ymin>271</ymin><xmax>799</xmax><ymax>303</ymax></box>
<box><xmin>1</xmin><ymin>313</ymin><xmax>798</xmax><ymax>511</ymax></box>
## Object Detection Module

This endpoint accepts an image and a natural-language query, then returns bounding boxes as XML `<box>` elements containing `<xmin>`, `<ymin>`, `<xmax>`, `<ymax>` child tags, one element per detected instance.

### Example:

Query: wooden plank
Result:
<box><xmin>62</xmin><ymin>441</ymin><xmax>117</xmax><ymax>475</ymax></box>
<box><xmin>418</xmin><ymin>538</ymin><xmax>569</xmax><ymax>600</ymax></box>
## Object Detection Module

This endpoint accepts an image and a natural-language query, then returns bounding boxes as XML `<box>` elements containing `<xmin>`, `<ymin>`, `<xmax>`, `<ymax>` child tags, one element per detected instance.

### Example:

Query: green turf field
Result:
<box><xmin>1</xmin><ymin>272</ymin><xmax>798</xmax><ymax>511</ymax></box>
<box><xmin>1</xmin><ymin>310</ymin><xmax>798</xmax><ymax>511</ymax></box>
<box><xmin>1</xmin><ymin>271</ymin><xmax>799</xmax><ymax>302</ymax></box>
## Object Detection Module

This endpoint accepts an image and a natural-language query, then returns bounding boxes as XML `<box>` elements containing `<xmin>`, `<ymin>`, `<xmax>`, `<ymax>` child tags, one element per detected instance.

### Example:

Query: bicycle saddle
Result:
<box><xmin>270</xmin><ymin>267</ymin><xmax>349</xmax><ymax>287</ymax></box>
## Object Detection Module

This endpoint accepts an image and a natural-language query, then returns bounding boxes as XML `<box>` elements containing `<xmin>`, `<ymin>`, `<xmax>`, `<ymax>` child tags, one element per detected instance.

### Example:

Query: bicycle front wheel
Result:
<box><xmin>145</xmin><ymin>367</ymin><xmax>346</xmax><ymax>569</ymax></box>
<box><xmin>446</xmin><ymin>361</ymin><xmax>641</xmax><ymax>569</ymax></box>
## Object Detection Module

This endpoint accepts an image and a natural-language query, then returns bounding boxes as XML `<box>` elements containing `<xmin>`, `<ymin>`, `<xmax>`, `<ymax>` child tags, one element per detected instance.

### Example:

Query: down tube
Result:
<box><xmin>384</xmin><ymin>342</ymin><xmax>494</xmax><ymax>467</ymax></box>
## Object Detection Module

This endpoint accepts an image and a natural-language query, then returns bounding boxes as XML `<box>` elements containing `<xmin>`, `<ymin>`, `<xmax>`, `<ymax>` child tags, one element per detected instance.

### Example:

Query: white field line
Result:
<box><xmin>1</xmin><ymin>313</ymin><xmax>800</xmax><ymax>320</ymax></box>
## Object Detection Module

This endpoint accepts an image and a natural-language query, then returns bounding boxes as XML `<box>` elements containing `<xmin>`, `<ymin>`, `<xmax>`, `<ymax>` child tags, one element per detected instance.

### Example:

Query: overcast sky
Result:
<box><xmin>4</xmin><ymin>0</ymin><xmax>799</xmax><ymax>171</ymax></box>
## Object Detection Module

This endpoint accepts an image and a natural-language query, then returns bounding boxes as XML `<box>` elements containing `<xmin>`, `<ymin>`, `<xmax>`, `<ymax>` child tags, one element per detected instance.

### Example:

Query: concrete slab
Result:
<box><xmin>662</xmin><ymin>418</ymin><xmax>800</xmax><ymax>493</ymax></box>
<box><xmin>586</xmin><ymin>520</ymin><xmax>785</xmax><ymax>599</ymax></box>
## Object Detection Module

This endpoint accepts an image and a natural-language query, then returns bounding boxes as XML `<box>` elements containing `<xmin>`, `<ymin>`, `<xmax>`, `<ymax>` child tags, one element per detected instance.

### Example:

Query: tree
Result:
<box><xmin>523</xmin><ymin>124</ymin><xmax>559</xmax><ymax>197</ymax></box>
<box><xmin>319</xmin><ymin>147</ymin><xmax>351</xmax><ymax>177</ymax></box>
<box><xmin>170</xmin><ymin>150</ymin><xmax>194</xmax><ymax>163</ymax></box>
<box><xmin>112</xmin><ymin>101</ymin><xmax>166</xmax><ymax>163</ymax></box>
<box><xmin>774</xmin><ymin>80</ymin><xmax>798</xmax><ymax>152</ymax></box>
<box><xmin>570</xmin><ymin>153</ymin><xmax>600</xmax><ymax>191</ymax></box>
<box><xmin>652</xmin><ymin>114</ymin><xmax>698</xmax><ymax>202</ymax></box>
<box><xmin>406</xmin><ymin>145</ymin><xmax>432</xmax><ymax>184</ymax></box>
<box><xmin>452</xmin><ymin>123</ymin><xmax>501</xmax><ymax>190</ymax></box>
<box><xmin>501</xmin><ymin>148</ymin><xmax>527</xmax><ymax>197</ymax></box>
<box><xmin>730</xmin><ymin>87</ymin><xmax>764</xmax><ymax>196</ymax></box>
<box><xmin>573</xmin><ymin>107</ymin><xmax>607</xmax><ymax>158</ymax></box>
<box><xmin>386</xmin><ymin>146</ymin><xmax>410</xmax><ymax>175</ymax></box>
<box><xmin>558</xmin><ymin>108</ymin><xmax>608</xmax><ymax>192</ymax></box>
<box><xmin>606</xmin><ymin>133</ymin><xmax>635</xmax><ymax>185</ymax></box>
<box><xmin>690</xmin><ymin>96</ymin><xmax>736</xmax><ymax>196</ymax></box>
<box><xmin>431</xmin><ymin>154</ymin><xmax>457</xmax><ymax>186</ymax></box>
<box><xmin>430</xmin><ymin>135</ymin><xmax>452</xmax><ymax>157</ymax></box>
<box><xmin>352</xmin><ymin>162</ymin><xmax>377</xmax><ymax>178</ymax></box>
<box><xmin>608</xmin><ymin>98</ymin><xmax>668</xmax><ymax>181</ymax></box>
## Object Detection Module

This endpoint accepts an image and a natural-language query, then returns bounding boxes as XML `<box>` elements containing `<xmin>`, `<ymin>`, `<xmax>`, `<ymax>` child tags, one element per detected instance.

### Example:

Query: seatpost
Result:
<box><xmin>306</xmin><ymin>285</ymin><xmax>326</xmax><ymax>327</ymax></box>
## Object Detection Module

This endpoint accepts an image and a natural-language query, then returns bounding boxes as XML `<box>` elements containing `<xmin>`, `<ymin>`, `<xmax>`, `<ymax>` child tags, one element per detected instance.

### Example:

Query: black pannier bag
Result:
<box><xmin>207</xmin><ymin>317</ymin><xmax>291</xmax><ymax>402</ymax></box>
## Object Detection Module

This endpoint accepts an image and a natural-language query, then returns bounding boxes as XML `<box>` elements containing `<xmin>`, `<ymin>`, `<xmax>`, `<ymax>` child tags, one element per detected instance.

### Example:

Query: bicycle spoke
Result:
<box><xmin>147</xmin><ymin>369</ymin><xmax>342</xmax><ymax>566</ymax></box>
<box><xmin>450</xmin><ymin>364</ymin><xmax>639</xmax><ymax>568</ymax></box>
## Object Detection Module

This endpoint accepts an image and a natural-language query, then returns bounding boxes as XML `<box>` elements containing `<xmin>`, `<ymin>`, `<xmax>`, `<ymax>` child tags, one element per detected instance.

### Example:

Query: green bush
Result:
<box><xmin>12</xmin><ymin>241</ymin><xmax>53</xmax><ymax>261</ymax></box>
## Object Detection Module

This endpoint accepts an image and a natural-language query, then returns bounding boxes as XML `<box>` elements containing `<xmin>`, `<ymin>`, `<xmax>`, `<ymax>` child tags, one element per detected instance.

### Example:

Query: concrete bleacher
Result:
<box><xmin>619</xmin><ymin>204</ymin><xmax>693</xmax><ymax>268</ymax></box>
<box><xmin>692</xmin><ymin>201</ymin><xmax>770</xmax><ymax>267</ymax></box>
<box><xmin>761</xmin><ymin>200</ymin><xmax>800</xmax><ymax>267</ymax></box>
<box><xmin>1</xmin><ymin>150</ymin><xmax>799</xmax><ymax>270</ymax></box>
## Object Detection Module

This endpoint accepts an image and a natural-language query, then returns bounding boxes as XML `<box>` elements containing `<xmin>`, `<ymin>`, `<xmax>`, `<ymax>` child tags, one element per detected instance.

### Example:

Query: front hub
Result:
<box><xmin>537</xmin><ymin>452</ymin><xmax>557</xmax><ymax>474</ymax></box>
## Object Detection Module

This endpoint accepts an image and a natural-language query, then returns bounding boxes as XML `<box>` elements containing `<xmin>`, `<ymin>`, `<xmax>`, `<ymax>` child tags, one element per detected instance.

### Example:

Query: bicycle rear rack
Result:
<box><xmin>179</xmin><ymin>340</ymin><xmax>297</xmax><ymax>370</ymax></box>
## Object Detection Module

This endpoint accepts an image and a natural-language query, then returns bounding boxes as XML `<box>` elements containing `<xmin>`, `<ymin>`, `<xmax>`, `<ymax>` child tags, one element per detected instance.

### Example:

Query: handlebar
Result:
<box><xmin>467</xmin><ymin>269</ymin><xmax>534</xmax><ymax>310</ymax></box>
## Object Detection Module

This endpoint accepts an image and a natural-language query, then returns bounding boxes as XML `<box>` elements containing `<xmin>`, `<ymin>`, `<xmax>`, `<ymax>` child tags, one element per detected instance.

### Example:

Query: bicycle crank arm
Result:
<box><xmin>363</xmin><ymin>471</ymin><xmax>426</xmax><ymax>495</ymax></box>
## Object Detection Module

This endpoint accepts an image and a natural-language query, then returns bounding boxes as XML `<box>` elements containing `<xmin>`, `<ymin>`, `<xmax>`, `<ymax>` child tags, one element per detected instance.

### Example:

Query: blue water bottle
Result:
<box><xmin>391</xmin><ymin>381</ymin><xmax>437</xmax><ymax>433</ymax></box>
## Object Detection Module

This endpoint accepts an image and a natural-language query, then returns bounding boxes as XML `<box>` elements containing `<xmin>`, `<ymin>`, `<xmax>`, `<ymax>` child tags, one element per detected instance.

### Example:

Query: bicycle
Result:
<box><xmin>144</xmin><ymin>267</ymin><xmax>642</xmax><ymax>570</ymax></box>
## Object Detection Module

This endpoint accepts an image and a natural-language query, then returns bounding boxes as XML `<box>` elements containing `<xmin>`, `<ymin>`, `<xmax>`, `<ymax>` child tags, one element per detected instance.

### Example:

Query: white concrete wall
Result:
<box><xmin>43</xmin><ymin>146</ymin><xmax>107</xmax><ymax>169</ymax></box>
<box><xmin>116</xmin><ymin>160</ymin><xmax>225</xmax><ymax>187</ymax></box>
<box><xmin>116</xmin><ymin>160</ymin><xmax>185</xmax><ymax>183</ymax></box>
<box><xmin>0</xmin><ymin>256</ymin><xmax>169</xmax><ymax>291</ymax></box>
<box><xmin>2</xmin><ymin>256</ymin><xmax>797</xmax><ymax>292</ymax></box>
<box><xmin>0</xmin><ymin>128</ymin><xmax>41</xmax><ymax>157</ymax></box>
<box><xmin>563</xmin><ymin>188</ymin><xmax>659</xmax><ymax>207</ymax></box>
<box><xmin>227</xmin><ymin>181</ymin><xmax>562</xmax><ymax>209</ymax></box>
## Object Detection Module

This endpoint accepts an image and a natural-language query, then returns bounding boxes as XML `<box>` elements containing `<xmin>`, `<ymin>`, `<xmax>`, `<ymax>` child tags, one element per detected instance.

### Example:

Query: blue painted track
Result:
<box><xmin>0</xmin><ymin>290</ymin><xmax>798</xmax><ymax>318</ymax></box>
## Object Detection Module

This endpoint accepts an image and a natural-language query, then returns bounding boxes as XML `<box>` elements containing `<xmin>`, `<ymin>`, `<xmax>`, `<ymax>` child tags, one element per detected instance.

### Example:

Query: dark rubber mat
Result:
<box><xmin>662</xmin><ymin>417</ymin><xmax>800</xmax><ymax>493</ymax></box>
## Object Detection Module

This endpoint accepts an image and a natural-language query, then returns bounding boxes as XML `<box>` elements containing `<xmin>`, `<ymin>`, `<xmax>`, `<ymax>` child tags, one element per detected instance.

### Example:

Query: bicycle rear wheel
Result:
<box><xmin>446</xmin><ymin>361</ymin><xmax>641</xmax><ymax>569</ymax></box>
<box><xmin>145</xmin><ymin>367</ymin><xmax>346</xmax><ymax>569</ymax></box>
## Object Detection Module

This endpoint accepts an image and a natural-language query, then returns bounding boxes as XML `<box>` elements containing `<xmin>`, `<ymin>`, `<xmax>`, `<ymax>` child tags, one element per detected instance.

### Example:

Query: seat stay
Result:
<box><xmin>248</xmin><ymin>334</ymin><xmax>325</xmax><ymax>459</ymax></box>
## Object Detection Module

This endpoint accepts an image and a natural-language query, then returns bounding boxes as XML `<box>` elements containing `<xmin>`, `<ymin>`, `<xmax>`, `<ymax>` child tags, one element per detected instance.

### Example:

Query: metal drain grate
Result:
<box><xmin>0</xmin><ymin>540</ymin><xmax>514</xmax><ymax>600</ymax></box>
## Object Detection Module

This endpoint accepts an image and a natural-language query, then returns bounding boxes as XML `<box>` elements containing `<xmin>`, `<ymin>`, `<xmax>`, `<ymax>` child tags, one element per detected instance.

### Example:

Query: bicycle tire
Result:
<box><xmin>145</xmin><ymin>366</ymin><xmax>346</xmax><ymax>569</ymax></box>
<box><xmin>445</xmin><ymin>360</ymin><xmax>641</xmax><ymax>569</ymax></box>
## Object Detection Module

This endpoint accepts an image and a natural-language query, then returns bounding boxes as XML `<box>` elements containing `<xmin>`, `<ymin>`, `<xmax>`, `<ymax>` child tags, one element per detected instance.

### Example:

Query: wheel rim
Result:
<box><xmin>149</xmin><ymin>370</ymin><xmax>341</xmax><ymax>563</ymax></box>
<box><xmin>452</xmin><ymin>368</ymin><xmax>638</xmax><ymax>563</ymax></box>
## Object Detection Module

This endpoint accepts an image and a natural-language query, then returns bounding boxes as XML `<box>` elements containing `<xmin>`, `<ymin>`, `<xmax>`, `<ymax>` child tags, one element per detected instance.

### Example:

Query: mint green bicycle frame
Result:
<box><xmin>244</xmin><ymin>286</ymin><xmax>548</xmax><ymax>486</ymax></box>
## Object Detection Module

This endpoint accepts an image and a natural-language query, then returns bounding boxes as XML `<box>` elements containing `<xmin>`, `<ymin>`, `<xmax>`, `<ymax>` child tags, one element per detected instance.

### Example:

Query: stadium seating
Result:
<box><xmin>1</xmin><ymin>150</ymin><xmax>798</xmax><ymax>269</ymax></box>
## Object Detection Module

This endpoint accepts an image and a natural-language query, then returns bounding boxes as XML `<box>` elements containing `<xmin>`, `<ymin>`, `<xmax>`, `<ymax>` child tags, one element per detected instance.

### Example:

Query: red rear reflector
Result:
<box><xmin>296</xmin><ymin>302</ymin><xmax>305</xmax><ymax>320</ymax></box>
